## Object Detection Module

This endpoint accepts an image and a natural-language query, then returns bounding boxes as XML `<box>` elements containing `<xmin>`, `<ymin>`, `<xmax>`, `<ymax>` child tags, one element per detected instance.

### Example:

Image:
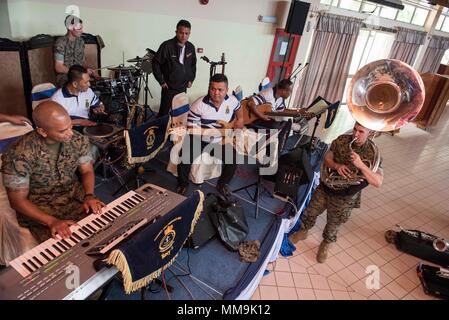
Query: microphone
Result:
<box><xmin>289</xmin><ymin>63</ymin><xmax>302</xmax><ymax>81</ymax></box>
<box><xmin>201</xmin><ymin>56</ymin><xmax>210</xmax><ymax>63</ymax></box>
<box><xmin>291</xmin><ymin>62</ymin><xmax>309</xmax><ymax>79</ymax></box>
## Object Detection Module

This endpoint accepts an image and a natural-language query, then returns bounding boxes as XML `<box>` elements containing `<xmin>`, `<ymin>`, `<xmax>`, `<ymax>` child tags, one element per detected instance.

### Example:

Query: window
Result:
<box><xmin>436</xmin><ymin>15</ymin><xmax>445</xmax><ymax>31</ymax></box>
<box><xmin>339</xmin><ymin>0</ymin><xmax>362</xmax><ymax>11</ymax></box>
<box><xmin>396</xmin><ymin>4</ymin><xmax>415</xmax><ymax>23</ymax></box>
<box><xmin>342</xmin><ymin>29</ymin><xmax>395</xmax><ymax>104</ymax></box>
<box><xmin>411</xmin><ymin>7</ymin><xmax>429</xmax><ymax>26</ymax></box>
<box><xmin>319</xmin><ymin>0</ymin><xmax>430</xmax><ymax>27</ymax></box>
<box><xmin>380</xmin><ymin>6</ymin><xmax>398</xmax><ymax>19</ymax></box>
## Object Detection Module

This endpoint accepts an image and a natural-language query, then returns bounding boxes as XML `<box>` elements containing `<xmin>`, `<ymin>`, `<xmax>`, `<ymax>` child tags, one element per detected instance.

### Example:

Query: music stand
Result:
<box><xmin>302</xmin><ymin>97</ymin><xmax>338</xmax><ymax>152</ymax></box>
<box><xmin>232</xmin><ymin>129</ymin><xmax>280</xmax><ymax>219</ymax></box>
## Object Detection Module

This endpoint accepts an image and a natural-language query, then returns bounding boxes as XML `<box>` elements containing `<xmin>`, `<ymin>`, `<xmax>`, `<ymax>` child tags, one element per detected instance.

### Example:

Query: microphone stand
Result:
<box><xmin>201</xmin><ymin>54</ymin><xmax>227</xmax><ymax>79</ymax></box>
<box><xmin>287</xmin><ymin>63</ymin><xmax>309</xmax><ymax>109</ymax></box>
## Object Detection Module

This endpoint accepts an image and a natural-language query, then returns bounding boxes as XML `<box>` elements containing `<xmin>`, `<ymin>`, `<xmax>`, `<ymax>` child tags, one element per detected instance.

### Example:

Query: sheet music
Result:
<box><xmin>307</xmin><ymin>100</ymin><xmax>329</xmax><ymax>115</ymax></box>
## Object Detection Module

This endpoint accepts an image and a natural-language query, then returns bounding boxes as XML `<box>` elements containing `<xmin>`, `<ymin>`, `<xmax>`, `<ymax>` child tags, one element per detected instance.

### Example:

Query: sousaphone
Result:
<box><xmin>322</xmin><ymin>59</ymin><xmax>425</xmax><ymax>190</ymax></box>
<box><xmin>347</xmin><ymin>59</ymin><xmax>425</xmax><ymax>132</ymax></box>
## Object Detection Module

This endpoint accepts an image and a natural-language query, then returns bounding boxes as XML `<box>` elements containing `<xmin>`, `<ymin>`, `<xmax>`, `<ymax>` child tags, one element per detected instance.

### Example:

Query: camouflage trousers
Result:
<box><xmin>18</xmin><ymin>188</ymin><xmax>88</xmax><ymax>243</ymax></box>
<box><xmin>300</xmin><ymin>184</ymin><xmax>356</xmax><ymax>243</ymax></box>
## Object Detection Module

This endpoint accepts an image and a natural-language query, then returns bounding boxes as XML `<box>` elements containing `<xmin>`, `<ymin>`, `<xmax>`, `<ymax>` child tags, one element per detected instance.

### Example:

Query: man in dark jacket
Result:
<box><xmin>152</xmin><ymin>20</ymin><xmax>197</xmax><ymax>117</ymax></box>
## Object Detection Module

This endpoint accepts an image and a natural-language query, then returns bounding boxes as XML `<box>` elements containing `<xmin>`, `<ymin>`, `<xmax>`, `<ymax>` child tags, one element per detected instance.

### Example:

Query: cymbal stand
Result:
<box><xmin>141</xmin><ymin>72</ymin><xmax>156</xmax><ymax>120</ymax></box>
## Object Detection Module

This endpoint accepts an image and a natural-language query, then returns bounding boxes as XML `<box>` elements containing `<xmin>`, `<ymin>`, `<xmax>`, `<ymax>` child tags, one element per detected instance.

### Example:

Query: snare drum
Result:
<box><xmin>83</xmin><ymin>123</ymin><xmax>124</xmax><ymax>150</ymax></box>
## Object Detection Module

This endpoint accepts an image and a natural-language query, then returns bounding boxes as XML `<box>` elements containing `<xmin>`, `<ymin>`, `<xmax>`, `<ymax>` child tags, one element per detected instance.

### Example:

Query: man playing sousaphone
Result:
<box><xmin>289</xmin><ymin>122</ymin><xmax>384</xmax><ymax>263</ymax></box>
<box><xmin>288</xmin><ymin>58</ymin><xmax>425</xmax><ymax>264</ymax></box>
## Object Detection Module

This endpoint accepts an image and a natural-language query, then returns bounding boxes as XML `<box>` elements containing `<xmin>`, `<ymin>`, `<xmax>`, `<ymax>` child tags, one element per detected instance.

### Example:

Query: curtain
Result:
<box><xmin>293</xmin><ymin>13</ymin><xmax>363</xmax><ymax>109</ymax></box>
<box><xmin>418</xmin><ymin>35</ymin><xmax>449</xmax><ymax>73</ymax></box>
<box><xmin>388</xmin><ymin>27</ymin><xmax>426</xmax><ymax>65</ymax></box>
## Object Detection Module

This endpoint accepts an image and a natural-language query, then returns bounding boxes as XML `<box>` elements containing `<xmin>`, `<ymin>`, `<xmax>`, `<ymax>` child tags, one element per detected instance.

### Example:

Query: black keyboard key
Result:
<box><xmin>45</xmin><ymin>248</ymin><xmax>57</xmax><ymax>259</ymax></box>
<box><xmin>28</xmin><ymin>259</ymin><xmax>39</xmax><ymax>270</ymax></box>
<box><xmin>58</xmin><ymin>240</ymin><xmax>70</xmax><ymax>251</ymax></box>
<box><xmin>122</xmin><ymin>202</ymin><xmax>132</xmax><ymax>209</ymax></box>
<box><xmin>108</xmin><ymin>210</ymin><xmax>120</xmax><ymax>218</ymax></box>
<box><xmin>72</xmin><ymin>232</ymin><xmax>83</xmax><ymax>242</ymax></box>
<box><xmin>40</xmin><ymin>252</ymin><xmax>51</xmax><ymax>262</ymax></box>
<box><xmin>104</xmin><ymin>212</ymin><xmax>116</xmax><ymax>221</ymax></box>
<box><xmin>55</xmin><ymin>241</ymin><xmax>68</xmax><ymax>251</ymax></box>
<box><xmin>92</xmin><ymin>220</ymin><xmax>102</xmax><ymax>229</ymax></box>
<box><xmin>95</xmin><ymin>218</ymin><xmax>106</xmax><ymax>226</ymax></box>
<box><xmin>53</xmin><ymin>244</ymin><xmax>64</xmax><ymax>254</ymax></box>
<box><xmin>79</xmin><ymin>228</ymin><xmax>90</xmax><ymax>237</ymax></box>
<box><xmin>85</xmin><ymin>224</ymin><xmax>97</xmax><ymax>233</ymax></box>
<box><xmin>101</xmin><ymin>214</ymin><xmax>113</xmax><ymax>223</ymax></box>
<box><xmin>22</xmin><ymin>262</ymin><xmax>34</xmax><ymax>273</ymax></box>
<box><xmin>33</xmin><ymin>256</ymin><xmax>44</xmax><ymax>267</ymax></box>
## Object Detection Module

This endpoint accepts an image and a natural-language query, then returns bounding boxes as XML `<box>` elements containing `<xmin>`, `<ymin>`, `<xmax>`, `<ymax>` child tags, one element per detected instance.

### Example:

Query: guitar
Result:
<box><xmin>168</xmin><ymin>120</ymin><xmax>237</xmax><ymax>145</ymax></box>
<box><xmin>241</xmin><ymin>99</ymin><xmax>315</xmax><ymax>125</ymax></box>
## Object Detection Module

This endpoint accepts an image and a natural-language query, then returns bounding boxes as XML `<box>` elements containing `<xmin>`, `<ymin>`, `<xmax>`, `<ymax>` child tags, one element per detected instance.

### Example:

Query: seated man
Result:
<box><xmin>176</xmin><ymin>73</ymin><xmax>243</xmax><ymax>196</ymax></box>
<box><xmin>52</xmin><ymin>64</ymin><xmax>106</xmax><ymax>129</ymax></box>
<box><xmin>1</xmin><ymin>101</ymin><xmax>105</xmax><ymax>243</ymax></box>
<box><xmin>246</xmin><ymin>78</ymin><xmax>294</xmax><ymax>152</ymax></box>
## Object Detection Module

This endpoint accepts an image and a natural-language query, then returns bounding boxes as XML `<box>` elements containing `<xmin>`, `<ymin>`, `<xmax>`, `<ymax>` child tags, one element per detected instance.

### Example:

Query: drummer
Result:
<box><xmin>51</xmin><ymin>64</ymin><xmax>107</xmax><ymax>130</ymax></box>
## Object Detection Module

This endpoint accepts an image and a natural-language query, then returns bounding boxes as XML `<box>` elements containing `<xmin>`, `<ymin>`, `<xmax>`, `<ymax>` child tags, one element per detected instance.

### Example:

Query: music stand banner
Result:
<box><xmin>107</xmin><ymin>191</ymin><xmax>204</xmax><ymax>294</ymax></box>
<box><xmin>124</xmin><ymin>115</ymin><xmax>170</xmax><ymax>164</ymax></box>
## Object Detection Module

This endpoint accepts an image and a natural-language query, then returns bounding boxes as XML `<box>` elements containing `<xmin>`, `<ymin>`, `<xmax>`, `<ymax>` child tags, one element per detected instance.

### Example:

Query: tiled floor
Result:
<box><xmin>252</xmin><ymin>108</ymin><xmax>449</xmax><ymax>300</ymax></box>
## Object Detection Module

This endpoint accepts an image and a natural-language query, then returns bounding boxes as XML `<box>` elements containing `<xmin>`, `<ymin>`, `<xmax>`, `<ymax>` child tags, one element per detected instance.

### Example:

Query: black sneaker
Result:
<box><xmin>176</xmin><ymin>185</ymin><xmax>188</xmax><ymax>196</ymax></box>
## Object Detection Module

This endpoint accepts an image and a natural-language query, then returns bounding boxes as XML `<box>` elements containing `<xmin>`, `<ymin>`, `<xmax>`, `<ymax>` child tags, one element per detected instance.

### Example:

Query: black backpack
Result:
<box><xmin>206</xmin><ymin>193</ymin><xmax>249</xmax><ymax>251</ymax></box>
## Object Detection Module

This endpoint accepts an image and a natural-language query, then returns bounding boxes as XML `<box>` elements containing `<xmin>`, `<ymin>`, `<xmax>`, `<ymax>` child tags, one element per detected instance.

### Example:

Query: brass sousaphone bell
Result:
<box><xmin>347</xmin><ymin>59</ymin><xmax>425</xmax><ymax>132</ymax></box>
<box><xmin>322</xmin><ymin>59</ymin><xmax>425</xmax><ymax>190</ymax></box>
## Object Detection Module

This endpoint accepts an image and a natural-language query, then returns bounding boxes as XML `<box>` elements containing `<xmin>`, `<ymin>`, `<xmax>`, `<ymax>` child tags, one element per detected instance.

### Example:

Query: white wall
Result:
<box><xmin>6</xmin><ymin>0</ymin><xmax>291</xmax><ymax>109</ymax></box>
<box><xmin>0</xmin><ymin>0</ymin><xmax>12</xmax><ymax>38</ymax></box>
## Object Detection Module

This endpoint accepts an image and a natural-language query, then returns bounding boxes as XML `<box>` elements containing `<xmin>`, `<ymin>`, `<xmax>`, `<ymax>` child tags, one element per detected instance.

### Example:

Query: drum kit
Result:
<box><xmin>89</xmin><ymin>49</ymin><xmax>156</xmax><ymax>127</ymax></box>
<box><xmin>86</xmin><ymin>49</ymin><xmax>157</xmax><ymax>183</ymax></box>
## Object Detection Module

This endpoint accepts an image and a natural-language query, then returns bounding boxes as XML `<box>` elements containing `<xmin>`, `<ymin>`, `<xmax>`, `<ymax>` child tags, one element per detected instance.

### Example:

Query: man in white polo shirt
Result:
<box><xmin>52</xmin><ymin>64</ymin><xmax>106</xmax><ymax>128</ymax></box>
<box><xmin>177</xmin><ymin>73</ymin><xmax>243</xmax><ymax>196</ymax></box>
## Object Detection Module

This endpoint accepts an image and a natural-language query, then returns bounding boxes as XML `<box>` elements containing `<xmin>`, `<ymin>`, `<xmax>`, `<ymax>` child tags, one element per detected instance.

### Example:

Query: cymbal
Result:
<box><xmin>107</xmin><ymin>65</ymin><xmax>135</xmax><ymax>71</ymax></box>
<box><xmin>127</xmin><ymin>56</ymin><xmax>149</xmax><ymax>63</ymax></box>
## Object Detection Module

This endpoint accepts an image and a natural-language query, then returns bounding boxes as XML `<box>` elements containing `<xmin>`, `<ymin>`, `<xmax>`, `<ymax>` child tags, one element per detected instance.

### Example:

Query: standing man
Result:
<box><xmin>152</xmin><ymin>19</ymin><xmax>197</xmax><ymax>117</ymax></box>
<box><xmin>288</xmin><ymin>123</ymin><xmax>383</xmax><ymax>263</ymax></box>
<box><xmin>1</xmin><ymin>102</ymin><xmax>104</xmax><ymax>243</ymax></box>
<box><xmin>52</xmin><ymin>64</ymin><xmax>106</xmax><ymax>128</ymax></box>
<box><xmin>176</xmin><ymin>74</ymin><xmax>243</xmax><ymax>196</ymax></box>
<box><xmin>54</xmin><ymin>15</ymin><xmax>98</xmax><ymax>87</ymax></box>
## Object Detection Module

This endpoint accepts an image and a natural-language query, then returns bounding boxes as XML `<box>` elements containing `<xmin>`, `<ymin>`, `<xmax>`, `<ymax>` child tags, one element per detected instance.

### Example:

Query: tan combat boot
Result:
<box><xmin>288</xmin><ymin>228</ymin><xmax>308</xmax><ymax>244</ymax></box>
<box><xmin>316</xmin><ymin>241</ymin><xmax>330</xmax><ymax>263</ymax></box>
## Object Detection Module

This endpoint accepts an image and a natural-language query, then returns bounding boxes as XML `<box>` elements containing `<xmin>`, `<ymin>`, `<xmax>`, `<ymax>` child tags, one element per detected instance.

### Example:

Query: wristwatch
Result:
<box><xmin>84</xmin><ymin>193</ymin><xmax>95</xmax><ymax>200</ymax></box>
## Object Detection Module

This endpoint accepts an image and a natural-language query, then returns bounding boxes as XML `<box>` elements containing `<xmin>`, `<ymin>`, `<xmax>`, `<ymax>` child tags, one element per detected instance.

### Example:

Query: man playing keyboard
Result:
<box><xmin>1</xmin><ymin>101</ymin><xmax>104</xmax><ymax>243</ymax></box>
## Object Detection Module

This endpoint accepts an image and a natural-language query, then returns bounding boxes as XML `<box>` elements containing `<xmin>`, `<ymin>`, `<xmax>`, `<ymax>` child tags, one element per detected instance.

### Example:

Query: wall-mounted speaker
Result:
<box><xmin>285</xmin><ymin>0</ymin><xmax>310</xmax><ymax>35</ymax></box>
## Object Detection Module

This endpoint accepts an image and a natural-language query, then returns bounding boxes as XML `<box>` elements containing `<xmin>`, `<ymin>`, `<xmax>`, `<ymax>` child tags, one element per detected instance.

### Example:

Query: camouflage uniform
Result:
<box><xmin>300</xmin><ymin>134</ymin><xmax>383</xmax><ymax>243</ymax></box>
<box><xmin>1</xmin><ymin>131</ymin><xmax>93</xmax><ymax>243</ymax></box>
<box><xmin>54</xmin><ymin>34</ymin><xmax>85</xmax><ymax>87</ymax></box>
